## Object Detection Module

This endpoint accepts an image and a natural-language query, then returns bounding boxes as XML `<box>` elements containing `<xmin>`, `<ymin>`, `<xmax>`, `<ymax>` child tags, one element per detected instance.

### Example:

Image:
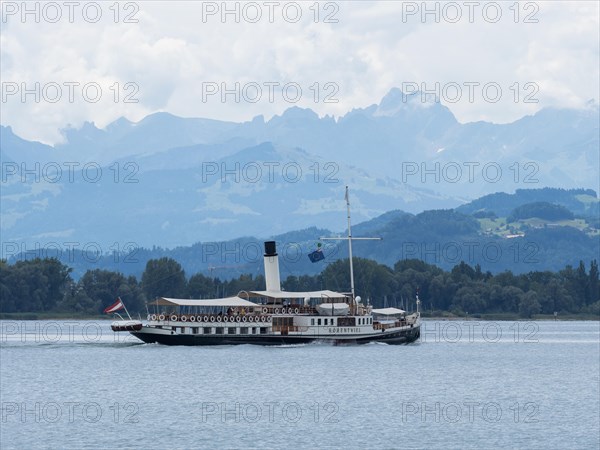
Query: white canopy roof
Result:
<box><xmin>151</xmin><ymin>297</ymin><xmax>258</xmax><ymax>307</ymax></box>
<box><xmin>248</xmin><ymin>290</ymin><xmax>349</xmax><ymax>299</ymax></box>
<box><xmin>371</xmin><ymin>307</ymin><xmax>406</xmax><ymax>316</ymax></box>
<box><xmin>316</xmin><ymin>303</ymin><xmax>351</xmax><ymax>316</ymax></box>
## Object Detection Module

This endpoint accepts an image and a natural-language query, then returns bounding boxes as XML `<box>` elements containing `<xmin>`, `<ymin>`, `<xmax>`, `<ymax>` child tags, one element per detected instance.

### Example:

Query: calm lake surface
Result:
<box><xmin>1</xmin><ymin>319</ymin><xmax>598</xmax><ymax>449</ymax></box>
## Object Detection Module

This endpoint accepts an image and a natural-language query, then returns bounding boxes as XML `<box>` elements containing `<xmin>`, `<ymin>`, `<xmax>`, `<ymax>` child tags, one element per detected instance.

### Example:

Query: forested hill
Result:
<box><xmin>5</xmin><ymin>188</ymin><xmax>600</xmax><ymax>280</ymax></box>
<box><xmin>456</xmin><ymin>188</ymin><xmax>599</xmax><ymax>217</ymax></box>
<box><xmin>2</xmin><ymin>189</ymin><xmax>599</xmax><ymax>316</ymax></box>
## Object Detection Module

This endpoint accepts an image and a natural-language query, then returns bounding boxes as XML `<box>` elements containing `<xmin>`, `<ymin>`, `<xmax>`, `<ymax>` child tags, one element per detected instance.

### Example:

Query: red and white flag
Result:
<box><xmin>104</xmin><ymin>297</ymin><xmax>124</xmax><ymax>314</ymax></box>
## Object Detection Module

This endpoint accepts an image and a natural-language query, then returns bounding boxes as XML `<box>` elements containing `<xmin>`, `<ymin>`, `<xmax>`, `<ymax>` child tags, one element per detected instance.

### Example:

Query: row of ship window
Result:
<box><xmin>310</xmin><ymin>317</ymin><xmax>372</xmax><ymax>326</ymax></box>
<box><xmin>157</xmin><ymin>318</ymin><xmax>373</xmax><ymax>333</ymax></box>
<box><xmin>160</xmin><ymin>326</ymin><xmax>269</xmax><ymax>335</ymax></box>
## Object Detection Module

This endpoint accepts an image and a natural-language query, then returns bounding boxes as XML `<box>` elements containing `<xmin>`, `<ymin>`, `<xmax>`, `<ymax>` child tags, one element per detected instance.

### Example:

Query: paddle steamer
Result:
<box><xmin>111</xmin><ymin>188</ymin><xmax>421</xmax><ymax>345</ymax></box>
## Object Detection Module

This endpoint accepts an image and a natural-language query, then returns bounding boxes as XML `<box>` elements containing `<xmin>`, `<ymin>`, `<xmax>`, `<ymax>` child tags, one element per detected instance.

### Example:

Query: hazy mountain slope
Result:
<box><xmin>1</xmin><ymin>89</ymin><xmax>598</xmax><ymax>253</ymax></box>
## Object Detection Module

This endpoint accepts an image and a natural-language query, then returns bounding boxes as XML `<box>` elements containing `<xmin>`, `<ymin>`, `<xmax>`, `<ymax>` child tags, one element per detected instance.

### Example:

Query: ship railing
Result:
<box><xmin>147</xmin><ymin>313</ymin><xmax>273</xmax><ymax>324</ymax></box>
<box><xmin>146</xmin><ymin>306</ymin><xmax>323</xmax><ymax>323</ymax></box>
<box><xmin>262</xmin><ymin>306</ymin><xmax>316</xmax><ymax>315</ymax></box>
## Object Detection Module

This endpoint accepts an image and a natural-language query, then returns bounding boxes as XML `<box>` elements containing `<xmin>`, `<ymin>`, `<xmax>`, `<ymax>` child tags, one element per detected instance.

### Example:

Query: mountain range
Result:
<box><xmin>1</xmin><ymin>88</ymin><xmax>598</xmax><ymax>254</ymax></box>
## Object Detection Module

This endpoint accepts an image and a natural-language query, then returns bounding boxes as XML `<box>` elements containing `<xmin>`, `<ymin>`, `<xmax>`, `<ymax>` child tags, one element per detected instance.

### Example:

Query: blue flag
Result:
<box><xmin>308</xmin><ymin>243</ymin><xmax>325</xmax><ymax>263</ymax></box>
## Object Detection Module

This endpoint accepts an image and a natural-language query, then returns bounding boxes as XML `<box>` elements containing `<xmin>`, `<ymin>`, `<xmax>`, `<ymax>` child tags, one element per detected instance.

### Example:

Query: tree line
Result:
<box><xmin>1</xmin><ymin>256</ymin><xmax>598</xmax><ymax>318</ymax></box>
<box><xmin>506</xmin><ymin>201</ymin><xmax>575</xmax><ymax>223</ymax></box>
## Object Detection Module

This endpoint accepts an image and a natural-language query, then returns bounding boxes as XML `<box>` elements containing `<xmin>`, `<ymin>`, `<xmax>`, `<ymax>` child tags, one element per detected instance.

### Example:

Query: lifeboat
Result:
<box><xmin>111</xmin><ymin>320</ymin><xmax>143</xmax><ymax>332</ymax></box>
<box><xmin>315</xmin><ymin>303</ymin><xmax>350</xmax><ymax>316</ymax></box>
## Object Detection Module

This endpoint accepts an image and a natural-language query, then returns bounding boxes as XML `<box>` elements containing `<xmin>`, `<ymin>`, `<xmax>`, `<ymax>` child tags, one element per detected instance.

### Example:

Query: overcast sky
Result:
<box><xmin>1</xmin><ymin>1</ymin><xmax>598</xmax><ymax>144</ymax></box>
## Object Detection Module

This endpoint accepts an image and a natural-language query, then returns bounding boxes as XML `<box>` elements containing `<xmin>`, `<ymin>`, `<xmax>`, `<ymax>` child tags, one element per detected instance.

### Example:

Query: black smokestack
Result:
<box><xmin>264</xmin><ymin>241</ymin><xmax>277</xmax><ymax>257</ymax></box>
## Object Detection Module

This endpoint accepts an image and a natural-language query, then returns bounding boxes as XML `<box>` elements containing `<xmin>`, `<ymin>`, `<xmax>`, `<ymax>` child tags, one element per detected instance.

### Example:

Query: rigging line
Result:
<box><xmin>278</xmin><ymin>254</ymin><xmax>295</xmax><ymax>286</ymax></box>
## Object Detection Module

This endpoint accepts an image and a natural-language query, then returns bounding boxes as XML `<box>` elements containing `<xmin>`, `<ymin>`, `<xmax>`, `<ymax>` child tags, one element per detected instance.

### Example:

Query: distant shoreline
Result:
<box><xmin>421</xmin><ymin>312</ymin><xmax>599</xmax><ymax>321</ymax></box>
<box><xmin>424</xmin><ymin>316</ymin><xmax>599</xmax><ymax>321</ymax></box>
<box><xmin>1</xmin><ymin>312</ymin><xmax>598</xmax><ymax>321</ymax></box>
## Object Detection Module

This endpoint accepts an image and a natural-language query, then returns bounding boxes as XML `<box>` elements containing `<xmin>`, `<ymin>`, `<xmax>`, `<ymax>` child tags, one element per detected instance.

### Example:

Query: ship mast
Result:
<box><xmin>346</xmin><ymin>186</ymin><xmax>356</xmax><ymax>301</ymax></box>
<box><xmin>321</xmin><ymin>186</ymin><xmax>381</xmax><ymax>313</ymax></box>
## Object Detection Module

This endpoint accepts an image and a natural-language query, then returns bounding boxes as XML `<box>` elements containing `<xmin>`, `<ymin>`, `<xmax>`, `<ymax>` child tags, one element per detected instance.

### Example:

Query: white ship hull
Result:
<box><xmin>126</xmin><ymin>314</ymin><xmax>421</xmax><ymax>346</ymax></box>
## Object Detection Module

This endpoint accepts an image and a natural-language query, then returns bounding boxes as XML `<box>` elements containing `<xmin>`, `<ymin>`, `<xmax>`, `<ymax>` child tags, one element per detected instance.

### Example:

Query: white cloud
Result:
<box><xmin>1</xmin><ymin>1</ymin><xmax>598</xmax><ymax>144</ymax></box>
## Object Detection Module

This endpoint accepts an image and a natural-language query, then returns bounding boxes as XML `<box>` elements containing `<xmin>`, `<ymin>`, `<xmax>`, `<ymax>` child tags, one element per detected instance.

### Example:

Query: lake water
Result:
<box><xmin>1</xmin><ymin>319</ymin><xmax>598</xmax><ymax>449</ymax></box>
